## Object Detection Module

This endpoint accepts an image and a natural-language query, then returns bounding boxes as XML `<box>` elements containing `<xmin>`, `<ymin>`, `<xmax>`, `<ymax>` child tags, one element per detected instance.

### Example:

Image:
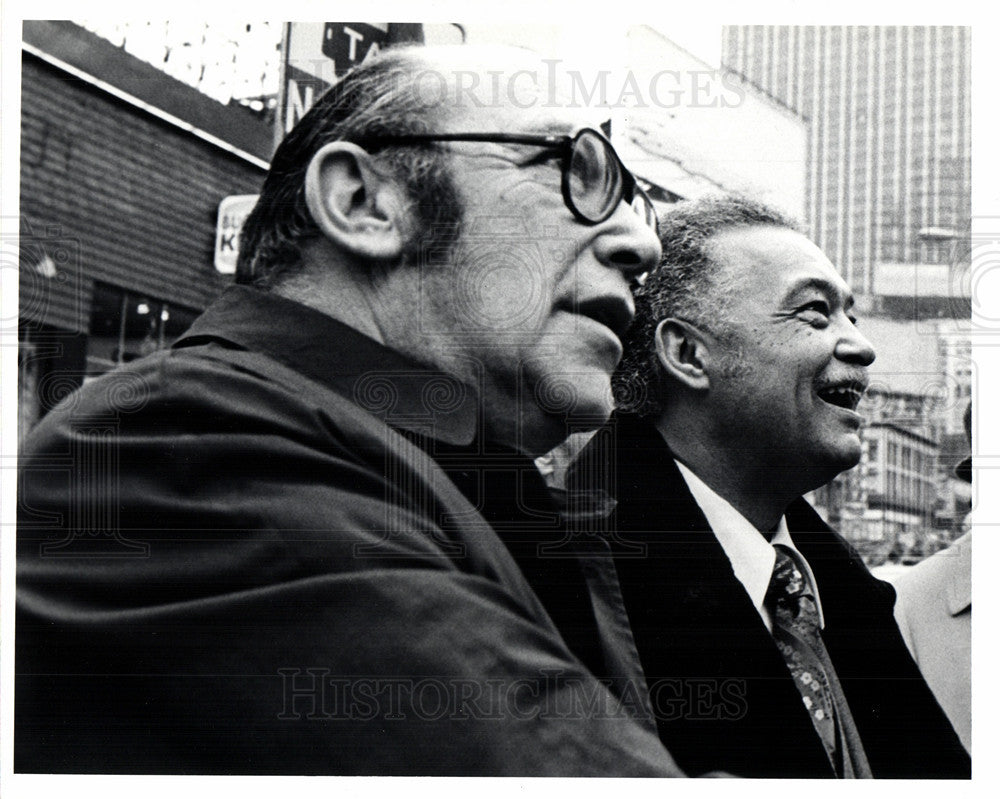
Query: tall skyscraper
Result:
<box><xmin>722</xmin><ymin>26</ymin><xmax>971</xmax><ymax>297</ymax></box>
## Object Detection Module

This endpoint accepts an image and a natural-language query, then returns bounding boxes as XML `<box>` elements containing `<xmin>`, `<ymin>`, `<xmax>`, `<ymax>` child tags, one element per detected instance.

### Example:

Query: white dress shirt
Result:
<box><xmin>675</xmin><ymin>460</ymin><xmax>825</xmax><ymax>633</ymax></box>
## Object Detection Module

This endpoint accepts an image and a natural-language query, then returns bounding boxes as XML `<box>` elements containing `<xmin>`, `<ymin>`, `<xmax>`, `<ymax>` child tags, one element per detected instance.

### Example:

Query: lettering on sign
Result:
<box><xmin>282</xmin><ymin>23</ymin><xmax>389</xmax><ymax>134</ymax></box>
<box><xmin>284</xmin><ymin>77</ymin><xmax>318</xmax><ymax>133</ymax></box>
<box><xmin>214</xmin><ymin>195</ymin><xmax>259</xmax><ymax>275</ymax></box>
<box><xmin>325</xmin><ymin>23</ymin><xmax>387</xmax><ymax>66</ymax></box>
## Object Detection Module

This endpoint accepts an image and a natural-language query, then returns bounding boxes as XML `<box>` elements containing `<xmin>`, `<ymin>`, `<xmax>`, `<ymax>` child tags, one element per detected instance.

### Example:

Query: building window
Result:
<box><xmin>87</xmin><ymin>282</ymin><xmax>199</xmax><ymax>375</ymax></box>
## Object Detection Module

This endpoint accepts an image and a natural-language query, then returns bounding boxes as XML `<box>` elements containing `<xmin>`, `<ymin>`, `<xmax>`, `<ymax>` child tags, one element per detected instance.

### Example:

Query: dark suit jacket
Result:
<box><xmin>15</xmin><ymin>287</ymin><xmax>679</xmax><ymax>777</ymax></box>
<box><xmin>567</xmin><ymin>413</ymin><xmax>971</xmax><ymax>778</ymax></box>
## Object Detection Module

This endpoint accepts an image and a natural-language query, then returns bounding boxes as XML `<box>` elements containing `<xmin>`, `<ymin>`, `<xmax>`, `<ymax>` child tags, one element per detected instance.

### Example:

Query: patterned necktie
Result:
<box><xmin>765</xmin><ymin>544</ymin><xmax>842</xmax><ymax>775</ymax></box>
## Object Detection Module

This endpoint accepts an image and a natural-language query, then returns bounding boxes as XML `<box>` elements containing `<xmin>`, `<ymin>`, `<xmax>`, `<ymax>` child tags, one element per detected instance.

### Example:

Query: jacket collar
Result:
<box><xmin>945</xmin><ymin>532</ymin><xmax>972</xmax><ymax>615</ymax></box>
<box><xmin>175</xmin><ymin>285</ymin><xmax>480</xmax><ymax>447</ymax></box>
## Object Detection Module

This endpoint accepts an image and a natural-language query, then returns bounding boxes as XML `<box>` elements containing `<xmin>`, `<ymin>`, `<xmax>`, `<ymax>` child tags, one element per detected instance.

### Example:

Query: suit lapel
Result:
<box><xmin>603</xmin><ymin>417</ymin><xmax>798</xmax><ymax>676</ymax></box>
<box><xmin>785</xmin><ymin>499</ymin><xmax>900</xmax><ymax>671</ymax></box>
<box><xmin>785</xmin><ymin>498</ymin><xmax>971</xmax><ymax>777</ymax></box>
<box><xmin>570</xmin><ymin>415</ymin><xmax>838</xmax><ymax>776</ymax></box>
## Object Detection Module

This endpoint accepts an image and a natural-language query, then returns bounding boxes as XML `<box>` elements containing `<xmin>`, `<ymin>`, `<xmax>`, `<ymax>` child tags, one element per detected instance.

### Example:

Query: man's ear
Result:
<box><xmin>304</xmin><ymin>142</ymin><xmax>410</xmax><ymax>261</ymax></box>
<box><xmin>653</xmin><ymin>318</ymin><xmax>711</xmax><ymax>391</ymax></box>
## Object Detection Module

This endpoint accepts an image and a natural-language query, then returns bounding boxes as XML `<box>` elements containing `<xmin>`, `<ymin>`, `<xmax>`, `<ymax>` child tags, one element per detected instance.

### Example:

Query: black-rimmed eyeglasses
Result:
<box><xmin>355</xmin><ymin>127</ymin><xmax>658</xmax><ymax>233</ymax></box>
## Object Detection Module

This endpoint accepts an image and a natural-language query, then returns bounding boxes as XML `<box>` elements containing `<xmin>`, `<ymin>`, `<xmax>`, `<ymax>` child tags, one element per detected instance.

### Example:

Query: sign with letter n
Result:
<box><xmin>278</xmin><ymin>23</ymin><xmax>425</xmax><ymax>140</ymax></box>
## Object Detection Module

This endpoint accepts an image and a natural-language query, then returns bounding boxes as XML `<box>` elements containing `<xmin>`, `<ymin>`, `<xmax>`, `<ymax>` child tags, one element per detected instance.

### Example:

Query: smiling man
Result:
<box><xmin>568</xmin><ymin>194</ymin><xmax>970</xmax><ymax>778</ymax></box>
<box><xmin>16</xmin><ymin>45</ymin><xmax>680</xmax><ymax>775</ymax></box>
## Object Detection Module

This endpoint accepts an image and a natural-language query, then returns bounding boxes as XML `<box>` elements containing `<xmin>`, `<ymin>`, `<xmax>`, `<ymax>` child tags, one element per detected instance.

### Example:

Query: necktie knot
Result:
<box><xmin>764</xmin><ymin>544</ymin><xmax>819</xmax><ymax>633</ymax></box>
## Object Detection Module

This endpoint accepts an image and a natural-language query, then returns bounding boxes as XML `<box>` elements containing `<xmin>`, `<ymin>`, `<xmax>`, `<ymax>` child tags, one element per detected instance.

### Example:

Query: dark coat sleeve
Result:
<box><xmin>16</xmin><ymin>347</ymin><xmax>682</xmax><ymax>776</ymax></box>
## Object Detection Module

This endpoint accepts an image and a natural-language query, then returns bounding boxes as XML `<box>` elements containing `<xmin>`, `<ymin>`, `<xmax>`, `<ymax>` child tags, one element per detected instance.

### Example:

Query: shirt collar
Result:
<box><xmin>675</xmin><ymin>459</ymin><xmax>825</xmax><ymax>630</ymax></box>
<box><xmin>175</xmin><ymin>285</ymin><xmax>480</xmax><ymax>447</ymax></box>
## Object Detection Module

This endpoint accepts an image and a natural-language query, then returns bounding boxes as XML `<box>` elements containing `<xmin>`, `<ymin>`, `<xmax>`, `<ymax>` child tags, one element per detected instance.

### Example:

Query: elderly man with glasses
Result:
<box><xmin>16</xmin><ymin>45</ymin><xmax>681</xmax><ymax>776</ymax></box>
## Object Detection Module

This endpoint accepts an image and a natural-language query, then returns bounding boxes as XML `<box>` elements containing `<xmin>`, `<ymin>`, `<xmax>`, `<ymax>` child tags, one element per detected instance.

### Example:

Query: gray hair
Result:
<box><xmin>613</xmin><ymin>194</ymin><xmax>801</xmax><ymax>418</ymax></box>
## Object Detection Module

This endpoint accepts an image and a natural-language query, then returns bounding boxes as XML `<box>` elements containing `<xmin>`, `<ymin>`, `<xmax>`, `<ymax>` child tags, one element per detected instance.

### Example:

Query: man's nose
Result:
<box><xmin>835</xmin><ymin>320</ymin><xmax>876</xmax><ymax>366</ymax></box>
<box><xmin>592</xmin><ymin>203</ymin><xmax>662</xmax><ymax>279</ymax></box>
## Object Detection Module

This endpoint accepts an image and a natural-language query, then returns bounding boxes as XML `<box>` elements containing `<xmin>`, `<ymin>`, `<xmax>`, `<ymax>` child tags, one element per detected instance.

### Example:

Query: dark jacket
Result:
<box><xmin>567</xmin><ymin>412</ymin><xmax>971</xmax><ymax>779</ymax></box>
<box><xmin>16</xmin><ymin>287</ymin><xmax>680</xmax><ymax>776</ymax></box>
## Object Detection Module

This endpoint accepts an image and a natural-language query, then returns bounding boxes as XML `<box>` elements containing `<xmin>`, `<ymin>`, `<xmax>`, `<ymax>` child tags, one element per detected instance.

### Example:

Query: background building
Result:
<box><xmin>18</xmin><ymin>21</ymin><xmax>272</xmax><ymax>444</ymax></box>
<box><xmin>452</xmin><ymin>23</ymin><xmax>807</xmax><ymax>219</ymax></box>
<box><xmin>623</xmin><ymin>25</ymin><xmax>805</xmax><ymax>219</ymax></box>
<box><xmin>721</xmin><ymin>26</ymin><xmax>970</xmax><ymax>297</ymax></box>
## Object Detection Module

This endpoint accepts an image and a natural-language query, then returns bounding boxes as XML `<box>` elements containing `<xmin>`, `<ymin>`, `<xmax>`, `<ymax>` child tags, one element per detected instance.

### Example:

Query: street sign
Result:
<box><xmin>281</xmin><ymin>23</ymin><xmax>389</xmax><ymax>136</ymax></box>
<box><xmin>214</xmin><ymin>194</ymin><xmax>258</xmax><ymax>275</ymax></box>
<box><xmin>279</xmin><ymin>23</ymin><xmax>424</xmax><ymax>138</ymax></box>
<box><xmin>322</xmin><ymin>23</ymin><xmax>390</xmax><ymax>69</ymax></box>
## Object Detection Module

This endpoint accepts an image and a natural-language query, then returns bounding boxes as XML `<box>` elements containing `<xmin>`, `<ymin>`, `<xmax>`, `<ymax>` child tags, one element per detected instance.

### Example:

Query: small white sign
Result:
<box><xmin>214</xmin><ymin>194</ymin><xmax>259</xmax><ymax>274</ymax></box>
